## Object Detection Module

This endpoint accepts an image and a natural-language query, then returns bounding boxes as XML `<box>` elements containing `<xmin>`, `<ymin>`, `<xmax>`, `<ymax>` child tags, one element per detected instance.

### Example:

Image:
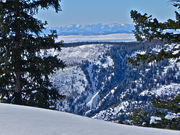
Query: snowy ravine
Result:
<box><xmin>51</xmin><ymin>42</ymin><xmax>180</xmax><ymax>122</ymax></box>
<box><xmin>0</xmin><ymin>103</ymin><xmax>179</xmax><ymax>135</ymax></box>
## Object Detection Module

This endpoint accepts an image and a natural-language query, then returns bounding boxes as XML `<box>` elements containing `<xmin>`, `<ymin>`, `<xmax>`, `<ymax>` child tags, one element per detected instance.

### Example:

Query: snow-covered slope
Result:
<box><xmin>0</xmin><ymin>103</ymin><xmax>179</xmax><ymax>135</ymax></box>
<box><xmin>51</xmin><ymin>42</ymin><xmax>180</xmax><ymax>122</ymax></box>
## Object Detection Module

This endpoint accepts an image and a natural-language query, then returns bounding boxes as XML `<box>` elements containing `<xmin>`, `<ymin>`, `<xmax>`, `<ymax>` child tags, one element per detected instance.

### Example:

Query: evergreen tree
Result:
<box><xmin>128</xmin><ymin>0</ymin><xmax>180</xmax><ymax>65</ymax></box>
<box><xmin>0</xmin><ymin>0</ymin><xmax>65</xmax><ymax>109</ymax></box>
<box><xmin>130</xmin><ymin>95</ymin><xmax>180</xmax><ymax>130</ymax></box>
<box><xmin>129</xmin><ymin>0</ymin><xmax>180</xmax><ymax>129</ymax></box>
<box><xmin>151</xmin><ymin>95</ymin><xmax>180</xmax><ymax>130</ymax></box>
<box><xmin>129</xmin><ymin>108</ymin><xmax>150</xmax><ymax>126</ymax></box>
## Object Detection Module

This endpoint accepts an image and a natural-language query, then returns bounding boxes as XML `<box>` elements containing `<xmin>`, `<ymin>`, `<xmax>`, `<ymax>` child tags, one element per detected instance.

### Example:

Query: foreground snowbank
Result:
<box><xmin>0</xmin><ymin>103</ymin><xmax>179</xmax><ymax>135</ymax></box>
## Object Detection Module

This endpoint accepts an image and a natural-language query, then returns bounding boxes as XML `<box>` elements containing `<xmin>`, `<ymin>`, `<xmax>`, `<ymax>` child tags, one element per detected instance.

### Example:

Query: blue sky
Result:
<box><xmin>37</xmin><ymin>0</ymin><xmax>177</xmax><ymax>27</ymax></box>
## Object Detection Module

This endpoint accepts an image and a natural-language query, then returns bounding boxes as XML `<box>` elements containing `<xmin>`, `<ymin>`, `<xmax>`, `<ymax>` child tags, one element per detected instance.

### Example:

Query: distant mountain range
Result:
<box><xmin>44</xmin><ymin>24</ymin><xmax>134</xmax><ymax>36</ymax></box>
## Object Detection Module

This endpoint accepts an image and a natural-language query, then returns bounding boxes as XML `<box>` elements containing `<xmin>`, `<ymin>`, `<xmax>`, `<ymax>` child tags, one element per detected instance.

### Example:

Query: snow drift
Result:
<box><xmin>0</xmin><ymin>103</ymin><xmax>179</xmax><ymax>135</ymax></box>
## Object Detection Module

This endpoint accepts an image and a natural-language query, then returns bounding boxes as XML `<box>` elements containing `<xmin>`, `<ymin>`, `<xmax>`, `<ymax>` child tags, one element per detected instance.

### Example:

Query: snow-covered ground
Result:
<box><xmin>56</xmin><ymin>33</ymin><xmax>136</xmax><ymax>43</ymax></box>
<box><xmin>50</xmin><ymin>42</ymin><xmax>179</xmax><ymax>120</ymax></box>
<box><xmin>0</xmin><ymin>103</ymin><xmax>179</xmax><ymax>135</ymax></box>
<box><xmin>51</xmin><ymin>44</ymin><xmax>112</xmax><ymax>97</ymax></box>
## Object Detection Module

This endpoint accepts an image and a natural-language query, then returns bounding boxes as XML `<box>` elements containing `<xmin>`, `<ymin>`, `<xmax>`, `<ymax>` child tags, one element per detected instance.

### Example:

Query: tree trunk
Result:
<box><xmin>14</xmin><ymin>1</ymin><xmax>22</xmax><ymax>105</ymax></box>
<box><xmin>14</xmin><ymin>71</ymin><xmax>22</xmax><ymax>104</ymax></box>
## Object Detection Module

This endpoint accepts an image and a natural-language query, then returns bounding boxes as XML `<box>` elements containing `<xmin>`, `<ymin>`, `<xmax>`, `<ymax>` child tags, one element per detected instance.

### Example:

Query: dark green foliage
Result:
<box><xmin>128</xmin><ymin>48</ymin><xmax>179</xmax><ymax>66</ymax></box>
<box><xmin>151</xmin><ymin>95</ymin><xmax>180</xmax><ymax>130</ymax></box>
<box><xmin>157</xmin><ymin>117</ymin><xmax>180</xmax><ymax>130</ymax></box>
<box><xmin>0</xmin><ymin>0</ymin><xmax>65</xmax><ymax>109</ymax></box>
<box><xmin>129</xmin><ymin>0</ymin><xmax>180</xmax><ymax>64</ymax></box>
<box><xmin>152</xmin><ymin>95</ymin><xmax>180</xmax><ymax>113</ymax></box>
<box><xmin>129</xmin><ymin>0</ymin><xmax>180</xmax><ymax>130</ymax></box>
<box><xmin>130</xmin><ymin>95</ymin><xmax>180</xmax><ymax>130</ymax></box>
<box><xmin>129</xmin><ymin>108</ymin><xmax>150</xmax><ymax>126</ymax></box>
<box><xmin>172</xmin><ymin>0</ymin><xmax>180</xmax><ymax>9</ymax></box>
<box><xmin>130</xmin><ymin>8</ymin><xmax>180</xmax><ymax>43</ymax></box>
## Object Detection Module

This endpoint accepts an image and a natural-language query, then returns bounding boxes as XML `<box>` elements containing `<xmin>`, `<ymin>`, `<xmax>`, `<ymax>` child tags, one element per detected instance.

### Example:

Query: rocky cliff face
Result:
<box><xmin>51</xmin><ymin>42</ymin><xmax>180</xmax><ymax>122</ymax></box>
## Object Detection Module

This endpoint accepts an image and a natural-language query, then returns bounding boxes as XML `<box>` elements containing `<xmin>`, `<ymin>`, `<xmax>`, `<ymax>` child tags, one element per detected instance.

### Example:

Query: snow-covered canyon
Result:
<box><xmin>51</xmin><ymin>42</ymin><xmax>180</xmax><ymax>122</ymax></box>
